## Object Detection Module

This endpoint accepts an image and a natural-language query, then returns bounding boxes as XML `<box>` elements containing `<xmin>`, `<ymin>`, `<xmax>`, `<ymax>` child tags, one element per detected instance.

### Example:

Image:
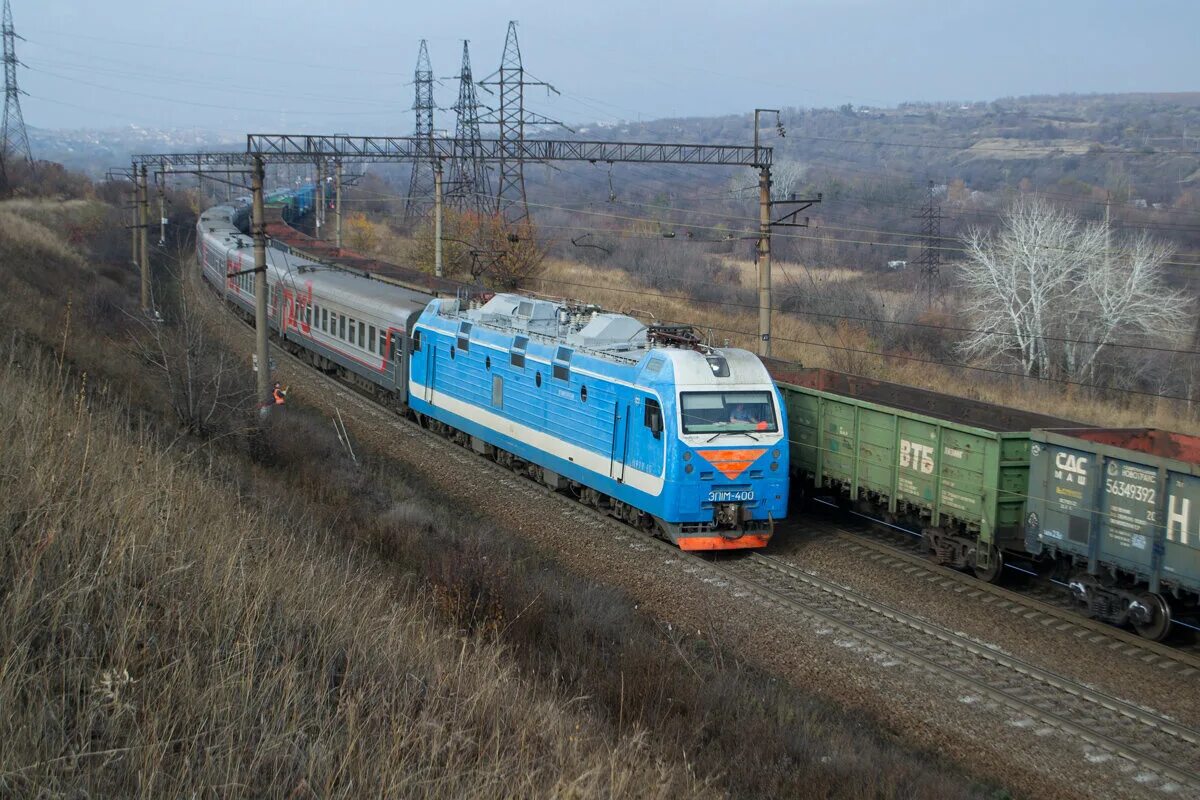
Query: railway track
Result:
<box><xmin>710</xmin><ymin>550</ymin><xmax>1200</xmax><ymax>795</ymax></box>
<box><xmin>792</xmin><ymin>511</ymin><xmax>1200</xmax><ymax>675</ymax></box>
<box><xmin>203</xmin><ymin>276</ymin><xmax>1200</xmax><ymax>796</ymax></box>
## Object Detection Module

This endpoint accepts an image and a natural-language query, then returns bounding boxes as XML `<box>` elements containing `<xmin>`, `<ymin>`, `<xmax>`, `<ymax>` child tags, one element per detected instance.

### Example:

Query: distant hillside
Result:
<box><xmin>27</xmin><ymin>125</ymin><xmax>242</xmax><ymax>176</ymax></box>
<box><xmin>569</xmin><ymin>93</ymin><xmax>1200</xmax><ymax>205</ymax></box>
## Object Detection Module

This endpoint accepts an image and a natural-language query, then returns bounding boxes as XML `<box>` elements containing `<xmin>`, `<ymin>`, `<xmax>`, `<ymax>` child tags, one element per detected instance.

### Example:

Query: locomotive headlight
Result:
<box><xmin>772</xmin><ymin>449</ymin><xmax>780</xmax><ymax>460</ymax></box>
<box><xmin>770</xmin><ymin>462</ymin><xmax>779</xmax><ymax>471</ymax></box>
<box><xmin>683</xmin><ymin>451</ymin><xmax>692</xmax><ymax>461</ymax></box>
<box><xmin>685</xmin><ymin>463</ymin><xmax>694</xmax><ymax>474</ymax></box>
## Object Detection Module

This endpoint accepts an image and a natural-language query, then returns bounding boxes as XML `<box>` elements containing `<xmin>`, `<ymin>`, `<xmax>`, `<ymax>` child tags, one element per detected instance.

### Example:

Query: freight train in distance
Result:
<box><xmin>200</xmin><ymin>190</ymin><xmax>1199</xmax><ymax>640</ymax></box>
<box><xmin>197</xmin><ymin>201</ymin><xmax>788</xmax><ymax>551</ymax></box>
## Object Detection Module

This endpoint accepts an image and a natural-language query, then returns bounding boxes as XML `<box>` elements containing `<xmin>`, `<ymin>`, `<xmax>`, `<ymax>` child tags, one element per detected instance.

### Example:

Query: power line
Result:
<box><xmin>524</xmin><ymin>273</ymin><xmax>1198</xmax><ymax>402</ymax></box>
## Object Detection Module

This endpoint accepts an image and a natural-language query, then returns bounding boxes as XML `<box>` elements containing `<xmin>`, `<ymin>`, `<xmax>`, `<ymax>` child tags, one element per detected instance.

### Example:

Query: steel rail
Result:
<box><xmin>810</xmin><ymin>515</ymin><xmax>1200</xmax><ymax>673</ymax></box>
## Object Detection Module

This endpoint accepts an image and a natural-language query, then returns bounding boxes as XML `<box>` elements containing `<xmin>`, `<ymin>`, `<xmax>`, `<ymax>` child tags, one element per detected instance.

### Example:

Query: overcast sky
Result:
<box><xmin>14</xmin><ymin>0</ymin><xmax>1200</xmax><ymax>133</ymax></box>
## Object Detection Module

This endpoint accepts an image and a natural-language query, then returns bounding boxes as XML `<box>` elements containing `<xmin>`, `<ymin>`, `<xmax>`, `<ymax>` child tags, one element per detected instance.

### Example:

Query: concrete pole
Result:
<box><xmin>130</xmin><ymin>161</ymin><xmax>139</xmax><ymax>271</ymax></box>
<box><xmin>334</xmin><ymin>158</ymin><xmax>343</xmax><ymax>249</ymax></box>
<box><xmin>157</xmin><ymin>164</ymin><xmax>167</xmax><ymax>246</ymax></box>
<box><xmin>139</xmin><ymin>164</ymin><xmax>151</xmax><ymax>313</ymax></box>
<box><xmin>434</xmin><ymin>160</ymin><xmax>444</xmax><ymax>278</ymax></box>
<box><xmin>315</xmin><ymin>158</ymin><xmax>325</xmax><ymax>238</ymax></box>
<box><xmin>757</xmin><ymin>166</ymin><xmax>771</xmax><ymax>358</ymax></box>
<box><xmin>251</xmin><ymin>155</ymin><xmax>272</xmax><ymax>405</ymax></box>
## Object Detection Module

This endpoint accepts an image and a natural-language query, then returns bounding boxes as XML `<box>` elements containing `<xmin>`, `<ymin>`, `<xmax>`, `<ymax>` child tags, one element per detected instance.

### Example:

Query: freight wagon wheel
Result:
<box><xmin>1131</xmin><ymin>592</ymin><xmax>1172</xmax><ymax>642</ymax></box>
<box><xmin>972</xmin><ymin>543</ymin><xmax>1004</xmax><ymax>584</ymax></box>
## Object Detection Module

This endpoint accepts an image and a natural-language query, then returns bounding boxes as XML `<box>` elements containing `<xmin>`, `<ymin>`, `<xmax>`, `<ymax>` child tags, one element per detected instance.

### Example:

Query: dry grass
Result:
<box><xmin>0</xmin><ymin>343</ymin><xmax>699</xmax><ymax>799</ymax></box>
<box><xmin>718</xmin><ymin>256</ymin><xmax>864</xmax><ymax>288</ymax></box>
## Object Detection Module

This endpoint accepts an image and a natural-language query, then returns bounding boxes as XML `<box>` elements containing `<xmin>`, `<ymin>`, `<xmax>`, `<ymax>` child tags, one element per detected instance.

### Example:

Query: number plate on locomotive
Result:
<box><xmin>707</xmin><ymin>490</ymin><xmax>755</xmax><ymax>503</ymax></box>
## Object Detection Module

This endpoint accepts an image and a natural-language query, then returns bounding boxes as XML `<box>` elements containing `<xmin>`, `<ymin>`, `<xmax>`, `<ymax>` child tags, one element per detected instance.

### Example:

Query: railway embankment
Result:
<box><xmin>0</xmin><ymin>196</ymin><xmax>997</xmax><ymax>798</ymax></box>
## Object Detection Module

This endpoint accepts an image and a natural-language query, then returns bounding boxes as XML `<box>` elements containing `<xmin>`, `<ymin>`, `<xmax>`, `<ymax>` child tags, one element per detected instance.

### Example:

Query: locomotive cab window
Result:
<box><xmin>644</xmin><ymin>398</ymin><xmax>663</xmax><ymax>438</ymax></box>
<box><xmin>412</xmin><ymin>329</ymin><xmax>422</xmax><ymax>352</ymax></box>
<box><xmin>680</xmin><ymin>391</ymin><xmax>777</xmax><ymax>434</ymax></box>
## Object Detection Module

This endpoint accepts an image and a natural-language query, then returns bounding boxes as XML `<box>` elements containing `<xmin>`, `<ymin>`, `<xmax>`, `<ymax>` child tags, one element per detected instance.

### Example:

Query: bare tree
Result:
<box><xmin>128</xmin><ymin>259</ymin><xmax>255</xmax><ymax>437</ymax></box>
<box><xmin>770</xmin><ymin>159</ymin><xmax>808</xmax><ymax>201</ymax></box>
<box><xmin>957</xmin><ymin>196</ymin><xmax>1189</xmax><ymax>383</ymax></box>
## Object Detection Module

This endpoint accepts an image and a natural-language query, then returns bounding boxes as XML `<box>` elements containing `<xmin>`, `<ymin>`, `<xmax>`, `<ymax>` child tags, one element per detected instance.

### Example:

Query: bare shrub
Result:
<box><xmin>127</xmin><ymin>261</ymin><xmax>255</xmax><ymax>438</ymax></box>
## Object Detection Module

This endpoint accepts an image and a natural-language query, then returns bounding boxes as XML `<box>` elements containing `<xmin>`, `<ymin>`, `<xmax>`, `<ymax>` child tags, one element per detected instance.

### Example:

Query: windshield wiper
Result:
<box><xmin>707</xmin><ymin>430</ymin><xmax>759</xmax><ymax>442</ymax></box>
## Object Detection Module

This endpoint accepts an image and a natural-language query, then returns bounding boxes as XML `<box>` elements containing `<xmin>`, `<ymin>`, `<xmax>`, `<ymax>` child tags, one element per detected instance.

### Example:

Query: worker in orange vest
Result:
<box><xmin>272</xmin><ymin>382</ymin><xmax>288</xmax><ymax>406</ymax></box>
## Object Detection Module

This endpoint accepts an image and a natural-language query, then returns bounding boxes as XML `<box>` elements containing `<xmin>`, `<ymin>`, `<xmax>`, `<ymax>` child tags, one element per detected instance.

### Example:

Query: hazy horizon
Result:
<box><xmin>14</xmin><ymin>0</ymin><xmax>1200</xmax><ymax>134</ymax></box>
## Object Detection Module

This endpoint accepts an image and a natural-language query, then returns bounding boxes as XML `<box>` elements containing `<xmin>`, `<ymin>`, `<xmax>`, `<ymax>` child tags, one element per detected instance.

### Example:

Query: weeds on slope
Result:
<box><xmin>0</xmin><ymin>343</ymin><xmax>698</xmax><ymax>799</ymax></box>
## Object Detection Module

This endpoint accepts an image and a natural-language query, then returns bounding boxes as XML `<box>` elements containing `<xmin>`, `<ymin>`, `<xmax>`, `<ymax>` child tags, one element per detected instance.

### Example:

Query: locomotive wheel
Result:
<box><xmin>1132</xmin><ymin>592</ymin><xmax>1172</xmax><ymax>642</ymax></box>
<box><xmin>972</xmin><ymin>543</ymin><xmax>1004</xmax><ymax>584</ymax></box>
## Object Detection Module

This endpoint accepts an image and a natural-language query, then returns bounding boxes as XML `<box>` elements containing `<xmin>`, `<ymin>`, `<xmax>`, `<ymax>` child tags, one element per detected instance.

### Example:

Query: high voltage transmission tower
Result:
<box><xmin>446</xmin><ymin>40</ymin><xmax>491</xmax><ymax>216</ymax></box>
<box><xmin>1</xmin><ymin>0</ymin><xmax>33</xmax><ymax>184</ymax></box>
<box><xmin>404</xmin><ymin>39</ymin><xmax>437</xmax><ymax>221</ymax></box>
<box><xmin>479</xmin><ymin>21</ymin><xmax>570</xmax><ymax>225</ymax></box>
<box><xmin>914</xmin><ymin>179</ymin><xmax>943</xmax><ymax>307</ymax></box>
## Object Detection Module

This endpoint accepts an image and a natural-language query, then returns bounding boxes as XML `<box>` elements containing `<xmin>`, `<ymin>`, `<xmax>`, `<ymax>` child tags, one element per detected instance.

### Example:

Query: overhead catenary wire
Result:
<box><xmin>319</xmin><ymin>183</ymin><xmax>1200</xmax><ymax>356</ymax></box>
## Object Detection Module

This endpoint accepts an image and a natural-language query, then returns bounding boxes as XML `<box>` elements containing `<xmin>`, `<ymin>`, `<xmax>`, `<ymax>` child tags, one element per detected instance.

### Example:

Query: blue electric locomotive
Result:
<box><xmin>198</xmin><ymin>196</ymin><xmax>789</xmax><ymax>550</ymax></box>
<box><xmin>408</xmin><ymin>293</ymin><xmax>789</xmax><ymax>550</ymax></box>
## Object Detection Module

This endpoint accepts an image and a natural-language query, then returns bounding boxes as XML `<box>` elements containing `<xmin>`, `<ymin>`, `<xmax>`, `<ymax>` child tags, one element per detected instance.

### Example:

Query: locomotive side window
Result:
<box><xmin>644</xmin><ymin>398</ymin><xmax>663</xmax><ymax>439</ymax></box>
<box><xmin>510</xmin><ymin>335</ymin><xmax>527</xmax><ymax>368</ymax></box>
<box><xmin>457</xmin><ymin>322</ymin><xmax>472</xmax><ymax>353</ymax></box>
<box><xmin>553</xmin><ymin>347</ymin><xmax>572</xmax><ymax>381</ymax></box>
<box><xmin>412</xmin><ymin>329</ymin><xmax>422</xmax><ymax>352</ymax></box>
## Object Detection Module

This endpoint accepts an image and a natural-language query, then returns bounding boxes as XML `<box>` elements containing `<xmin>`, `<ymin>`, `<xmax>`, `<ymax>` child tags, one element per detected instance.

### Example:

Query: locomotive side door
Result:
<box><xmin>609</xmin><ymin>400</ymin><xmax>630</xmax><ymax>483</ymax></box>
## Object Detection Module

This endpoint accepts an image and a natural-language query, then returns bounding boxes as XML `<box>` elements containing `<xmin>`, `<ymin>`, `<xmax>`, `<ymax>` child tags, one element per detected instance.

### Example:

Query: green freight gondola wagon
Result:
<box><xmin>765</xmin><ymin>363</ymin><xmax>1076</xmax><ymax>581</ymax></box>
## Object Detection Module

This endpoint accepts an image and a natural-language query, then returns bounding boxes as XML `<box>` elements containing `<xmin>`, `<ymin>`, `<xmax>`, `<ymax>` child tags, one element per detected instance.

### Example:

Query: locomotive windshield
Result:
<box><xmin>680</xmin><ymin>391</ymin><xmax>778</xmax><ymax>434</ymax></box>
